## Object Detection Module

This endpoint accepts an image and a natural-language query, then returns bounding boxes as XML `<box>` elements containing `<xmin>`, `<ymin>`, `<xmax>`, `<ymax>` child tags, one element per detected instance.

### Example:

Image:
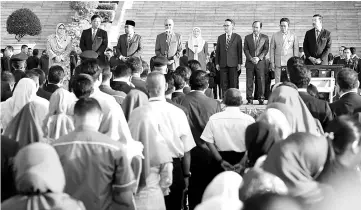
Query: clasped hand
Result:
<box><xmin>309</xmin><ymin>57</ymin><xmax>321</xmax><ymax>64</ymax></box>
<box><xmin>251</xmin><ymin>57</ymin><xmax>260</xmax><ymax>65</ymax></box>
<box><xmin>220</xmin><ymin>160</ymin><xmax>243</xmax><ymax>173</ymax></box>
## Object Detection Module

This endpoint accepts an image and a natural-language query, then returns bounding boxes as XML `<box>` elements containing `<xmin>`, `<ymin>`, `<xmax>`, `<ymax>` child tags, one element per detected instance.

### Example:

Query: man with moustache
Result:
<box><xmin>155</xmin><ymin>19</ymin><xmax>182</xmax><ymax>72</ymax></box>
<box><xmin>116</xmin><ymin>20</ymin><xmax>143</xmax><ymax>63</ymax></box>
<box><xmin>244</xmin><ymin>21</ymin><xmax>269</xmax><ymax>105</ymax></box>
<box><xmin>270</xmin><ymin>18</ymin><xmax>299</xmax><ymax>83</ymax></box>
<box><xmin>303</xmin><ymin>14</ymin><xmax>332</xmax><ymax>65</ymax></box>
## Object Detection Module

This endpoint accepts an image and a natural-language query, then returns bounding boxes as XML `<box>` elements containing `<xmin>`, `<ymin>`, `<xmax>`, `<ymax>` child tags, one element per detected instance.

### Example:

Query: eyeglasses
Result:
<box><xmin>58</xmin><ymin>27</ymin><xmax>65</xmax><ymax>30</ymax></box>
<box><xmin>165</xmin><ymin>24</ymin><xmax>172</xmax><ymax>26</ymax></box>
<box><xmin>223</xmin><ymin>25</ymin><xmax>231</xmax><ymax>27</ymax></box>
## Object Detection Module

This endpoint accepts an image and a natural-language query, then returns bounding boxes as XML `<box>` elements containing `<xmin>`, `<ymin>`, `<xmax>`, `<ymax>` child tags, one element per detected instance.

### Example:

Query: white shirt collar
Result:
<box><xmin>226</xmin><ymin>32</ymin><xmax>232</xmax><ymax>37</ymax></box>
<box><xmin>113</xmin><ymin>78</ymin><xmax>131</xmax><ymax>84</ymax></box>
<box><xmin>224</xmin><ymin>106</ymin><xmax>241</xmax><ymax>112</ymax></box>
<box><xmin>149</xmin><ymin>96</ymin><xmax>166</xmax><ymax>102</ymax></box>
<box><xmin>298</xmin><ymin>88</ymin><xmax>307</xmax><ymax>92</ymax></box>
<box><xmin>340</xmin><ymin>89</ymin><xmax>358</xmax><ymax>98</ymax></box>
<box><xmin>190</xmin><ymin>90</ymin><xmax>205</xmax><ymax>94</ymax></box>
<box><xmin>174</xmin><ymin>89</ymin><xmax>184</xmax><ymax>93</ymax></box>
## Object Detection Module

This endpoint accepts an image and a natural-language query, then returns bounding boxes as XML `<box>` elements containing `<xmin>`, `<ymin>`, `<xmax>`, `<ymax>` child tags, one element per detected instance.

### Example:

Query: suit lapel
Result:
<box><xmin>248</xmin><ymin>35</ymin><xmax>255</xmax><ymax>51</ymax></box>
<box><xmin>228</xmin><ymin>34</ymin><xmax>236</xmax><ymax>48</ymax></box>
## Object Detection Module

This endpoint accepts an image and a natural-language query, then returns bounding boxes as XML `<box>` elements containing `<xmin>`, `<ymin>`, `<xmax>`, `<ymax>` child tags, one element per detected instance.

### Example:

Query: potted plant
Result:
<box><xmin>6</xmin><ymin>8</ymin><xmax>42</xmax><ymax>42</ymax></box>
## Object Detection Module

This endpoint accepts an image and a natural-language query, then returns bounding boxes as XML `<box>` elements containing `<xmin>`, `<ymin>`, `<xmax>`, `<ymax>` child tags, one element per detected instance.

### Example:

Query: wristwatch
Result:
<box><xmin>183</xmin><ymin>172</ymin><xmax>192</xmax><ymax>178</ymax></box>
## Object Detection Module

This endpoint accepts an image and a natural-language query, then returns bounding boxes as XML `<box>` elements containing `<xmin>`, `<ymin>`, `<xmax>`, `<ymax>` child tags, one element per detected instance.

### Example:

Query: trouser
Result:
<box><xmin>275</xmin><ymin>66</ymin><xmax>281</xmax><ymax>84</ymax></box>
<box><xmin>213</xmin><ymin>151</ymin><xmax>245</xmax><ymax>175</ymax></box>
<box><xmin>165</xmin><ymin>158</ymin><xmax>185</xmax><ymax>210</ymax></box>
<box><xmin>246</xmin><ymin>60</ymin><xmax>266</xmax><ymax>100</ymax></box>
<box><xmin>220</xmin><ymin>66</ymin><xmax>238</xmax><ymax>97</ymax></box>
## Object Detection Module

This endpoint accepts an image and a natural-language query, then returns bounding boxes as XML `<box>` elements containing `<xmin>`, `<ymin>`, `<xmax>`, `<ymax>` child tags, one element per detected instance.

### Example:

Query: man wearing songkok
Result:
<box><xmin>129</xmin><ymin>72</ymin><xmax>195</xmax><ymax>210</ymax></box>
<box><xmin>330</xmin><ymin>69</ymin><xmax>361</xmax><ymax>116</ymax></box>
<box><xmin>80</xmin><ymin>15</ymin><xmax>108</xmax><ymax>61</ymax></box>
<box><xmin>53</xmin><ymin>98</ymin><xmax>136</xmax><ymax>210</ymax></box>
<box><xmin>270</xmin><ymin>18</ymin><xmax>299</xmax><ymax>84</ymax></box>
<box><xmin>303</xmin><ymin>14</ymin><xmax>332</xmax><ymax>65</ymax></box>
<box><xmin>201</xmin><ymin>88</ymin><xmax>255</xmax><ymax>174</ymax></box>
<box><xmin>155</xmin><ymin>18</ymin><xmax>182</xmax><ymax>71</ymax></box>
<box><xmin>10</xmin><ymin>52</ymin><xmax>27</xmax><ymax>86</ymax></box>
<box><xmin>116</xmin><ymin>20</ymin><xmax>143</xmax><ymax>62</ymax></box>
<box><xmin>178</xmin><ymin>70</ymin><xmax>222</xmax><ymax>210</ymax></box>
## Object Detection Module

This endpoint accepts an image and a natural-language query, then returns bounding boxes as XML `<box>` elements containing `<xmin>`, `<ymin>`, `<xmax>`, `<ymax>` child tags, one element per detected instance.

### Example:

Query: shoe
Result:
<box><xmin>247</xmin><ymin>100</ymin><xmax>253</xmax><ymax>105</ymax></box>
<box><xmin>258</xmin><ymin>100</ymin><xmax>264</xmax><ymax>105</ymax></box>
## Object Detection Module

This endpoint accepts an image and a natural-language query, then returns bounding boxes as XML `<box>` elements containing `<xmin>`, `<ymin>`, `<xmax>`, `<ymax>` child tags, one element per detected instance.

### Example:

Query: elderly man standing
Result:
<box><xmin>155</xmin><ymin>19</ymin><xmax>182</xmax><ymax>72</ymax></box>
<box><xmin>116</xmin><ymin>20</ymin><xmax>143</xmax><ymax>62</ymax></box>
<box><xmin>303</xmin><ymin>14</ymin><xmax>332</xmax><ymax>65</ymax></box>
<box><xmin>270</xmin><ymin>18</ymin><xmax>299</xmax><ymax>83</ymax></box>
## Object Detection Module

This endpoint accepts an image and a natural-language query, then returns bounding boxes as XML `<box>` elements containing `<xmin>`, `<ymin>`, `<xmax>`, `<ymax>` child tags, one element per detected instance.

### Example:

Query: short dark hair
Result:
<box><xmin>188</xmin><ymin>59</ymin><xmax>202</xmax><ymax>71</ymax></box>
<box><xmin>252</xmin><ymin>21</ymin><xmax>262</xmax><ymax>28</ymax></box>
<box><xmin>71</xmin><ymin>74</ymin><xmax>94</xmax><ymax>99</ymax></box>
<box><xmin>165</xmin><ymin>73</ymin><xmax>175</xmax><ymax>95</ymax></box>
<box><xmin>126</xmin><ymin>56</ymin><xmax>143</xmax><ymax>74</ymax></box>
<box><xmin>337</xmin><ymin>69</ymin><xmax>359</xmax><ymax>91</ymax></box>
<box><xmin>141</xmin><ymin>60</ymin><xmax>150</xmax><ymax>78</ymax></box>
<box><xmin>105</xmin><ymin>48</ymin><xmax>113</xmax><ymax>52</ymax></box>
<box><xmin>280</xmin><ymin>18</ymin><xmax>290</xmax><ymax>25</ymax></box>
<box><xmin>48</xmin><ymin>65</ymin><xmax>65</xmax><ymax>84</ymax></box>
<box><xmin>288</xmin><ymin>64</ymin><xmax>311</xmax><ymax>88</ymax></box>
<box><xmin>307</xmin><ymin>84</ymin><xmax>319</xmax><ymax>99</ymax></box>
<box><xmin>189</xmin><ymin>70</ymin><xmax>209</xmax><ymax>90</ymax></box>
<box><xmin>223</xmin><ymin>88</ymin><xmax>242</xmax><ymax>106</ymax></box>
<box><xmin>32</xmin><ymin>49</ymin><xmax>39</xmax><ymax>56</ymax></box>
<box><xmin>1</xmin><ymin>71</ymin><xmax>15</xmax><ymax>83</ymax></box>
<box><xmin>74</xmin><ymin>97</ymin><xmax>102</xmax><ymax>117</ymax></box>
<box><xmin>175</xmin><ymin>66</ymin><xmax>192</xmax><ymax>84</ymax></box>
<box><xmin>42</xmin><ymin>50</ymin><xmax>47</xmax><ymax>54</ymax></box>
<box><xmin>225</xmin><ymin>18</ymin><xmax>235</xmax><ymax>26</ymax></box>
<box><xmin>91</xmin><ymin>15</ymin><xmax>101</xmax><ymax>21</ymax></box>
<box><xmin>182</xmin><ymin>49</ymin><xmax>186</xmax><ymax>55</ymax></box>
<box><xmin>287</xmin><ymin>56</ymin><xmax>304</xmax><ymax>72</ymax></box>
<box><xmin>344</xmin><ymin>47</ymin><xmax>351</xmax><ymax>52</ymax></box>
<box><xmin>25</xmin><ymin>70</ymin><xmax>39</xmax><ymax>82</ymax></box>
<box><xmin>32</xmin><ymin>68</ymin><xmax>46</xmax><ymax>85</ymax></box>
<box><xmin>213</xmin><ymin>43</ymin><xmax>217</xmax><ymax>47</ymax></box>
<box><xmin>77</xmin><ymin>59</ymin><xmax>101</xmax><ymax>81</ymax></box>
<box><xmin>328</xmin><ymin>53</ymin><xmax>334</xmax><ymax>61</ymax></box>
<box><xmin>350</xmin><ymin>47</ymin><xmax>357</xmax><ymax>54</ymax></box>
<box><xmin>5</xmin><ymin>46</ymin><xmax>14</xmax><ymax>52</ymax></box>
<box><xmin>12</xmin><ymin>60</ymin><xmax>26</xmax><ymax>69</ymax></box>
<box><xmin>173</xmin><ymin>73</ymin><xmax>185</xmax><ymax>90</ymax></box>
<box><xmin>21</xmin><ymin>45</ymin><xmax>28</xmax><ymax>50</ymax></box>
<box><xmin>114</xmin><ymin>64</ymin><xmax>132</xmax><ymax>78</ymax></box>
<box><xmin>313</xmin><ymin>14</ymin><xmax>323</xmax><ymax>21</ymax></box>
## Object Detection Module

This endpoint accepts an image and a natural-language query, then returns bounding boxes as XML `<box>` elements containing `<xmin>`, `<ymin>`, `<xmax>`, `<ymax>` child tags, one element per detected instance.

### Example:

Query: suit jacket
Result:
<box><xmin>116</xmin><ymin>33</ymin><xmax>143</xmax><ymax>58</ymax></box>
<box><xmin>299</xmin><ymin>92</ymin><xmax>333</xmax><ymax>129</ymax></box>
<box><xmin>26</xmin><ymin>56</ymin><xmax>40</xmax><ymax>70</ymax></box>
<box><xmin>337</xmin><ymin>58</ymin><xmax>358</xmax><ymax>71</ymax></box>
<box><xmin>215</xmin><ymin>33</ymin><xmax>242</xmax><ymax>68</ymax></box>
<box><xmin>110</xmin><ymin>80</ymin><xmax>133</xmax><ymax>94</ymax></box>
<box><xmin>270</xmin><ymin>31</ymin><xmax>299</xmax><ymax>68</ymax></box>
<box><xmin>330</xmin><ymin>92</ymin><xmax>361</xmax><ymax>116</ymax></box>
<box><xmin>39</xmin><ymin>55</ymin><xmax>50</xmax><ymax>76</ymax></box>
<box><xmin>80</xmin><ymin>28</ymin><xmax>108</xmax><ymax>56</ymax></box>
<box><xmin>131</xmin><ymin>77</ymin><xmax>147</xmax><ymax>95</ymax></box>
<box><xmin>179</xmin><ymin>56</ymin><xmax>188</xmax><ymax>67</ymax></box>
<box><xmin>43</xmin><ymin>83</ymin><xmax>59</xmax><ymax>94</ymax></box>
<box><xmin>182</xmin><ymin>87</ymin><xmax>214</xmax><ymax>99</ymax></box>
<box><xmin>155</xmin><ymin>32</ymin><xmax>182</xmax><ymax>70</ymax></box>
<box><xmin>37</xmin><ymin>87</ymin><xmax>52</xmax><ymax>101</ymax></box>
<box><xmin>303</xmin><ymin>28</ymin><xmax>332</xmax><ymax>65</ymax></box>
<box><xmin>1</xmin><ymin>56</ymin><xmax>12</xmax><ymax>72</ymax></box>
<box><xmin>244</xmin><ymin>33</ymin><xmax>269</xmax><ymax>69</ymax></box>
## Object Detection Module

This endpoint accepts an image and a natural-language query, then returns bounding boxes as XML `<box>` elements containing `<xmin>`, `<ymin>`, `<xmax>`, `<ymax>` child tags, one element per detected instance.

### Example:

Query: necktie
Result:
<box><xmin>226</xmin><ymin>34</ymin><xmax>231</xmax><ymax>51</ymax></box>
<box><xmin>127</xmin><ymin>35</ymin><xmax>132</xmax><ymax>45</ymax></box>
<box><xmin>316</xmin><ymin>30</ymin><xmax>320</xmax><ymax>39</ymax></box>
<box><xmin>254</xmin><ymin>35</ymin><xmax>258</xmax><ymax>47</ymax></box>
<box><xmin>92</xmin><ymin>29</ymin><xmax>96</xmax><ymax>41</ymax></box>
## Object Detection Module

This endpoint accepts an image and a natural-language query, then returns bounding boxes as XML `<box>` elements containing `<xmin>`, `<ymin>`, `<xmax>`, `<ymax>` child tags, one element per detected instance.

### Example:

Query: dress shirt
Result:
<box><xmin>92</xmin><ymin>28</ymin><xmax>98</xmax><ymax>39</ymax></box>
<box><xmin>201</xmin><ymin>107</ymin><xmax>255</xmax><ymax>152</ymax></box>
<box><xmin>315</xmin><ymin>27</ymin><xmax>322</xmax><ymax>39</ymax></box>
<box><xmin>225</xmin><ymin>32</ymin><xmax>233</xmax><ymax>42</ymax></box>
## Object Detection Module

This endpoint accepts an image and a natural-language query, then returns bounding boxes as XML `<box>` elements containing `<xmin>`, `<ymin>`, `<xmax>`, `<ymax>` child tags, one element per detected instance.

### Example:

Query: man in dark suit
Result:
<box><xmin>26</xmin><ymin>49</ymin><xmax>40</xmax><ymax>70</ymax></box>
<box><xmin>338</xmin><ymin>47</ymin><xmax>358</xmax><ymax>71</ymax></box>
<box><xmin>31</xmin><ymin>68</ymin><xmax>52</xmax><ymax>100</ymax></box>
<box><xmin>288</xmin><ymin>57</ymin><xmax>333</xmax><ymax>129</ymax></box>
<box><xmin>11</xmin><ymin>53</ymin><xmax>27</xmax><ymax>89</ymax></box>
<box><xmin>303</xmin><ymin>14</ymin><xmax>332</xmax><ymax>65</ymax></box>
<box><xmin>330</xmin><ymin>69</ymin><xmax>361</xmax><ymax>116</ymax></box>
<box><xmin>178</xmin><ymin>70</ymin><xmax>221</xmax><ymax>210</ymax></box>
<box><xmin>39</xmin><ymin>50</ymin><xmax>50</xmax><ymax>77</ymax></box>
<box><xmin>155</xmin><ymin>18</ymin><xmax>182</xmax><ymax>71</ymax></box>
<box><xmin>244</xmin><ymin>21</ymin><xmax>269</xmax><ymax>105</ymax></box>
<box><xmin>116</xmin><ymin>20</ymin><xmax>143</xmax><ymax>63</ymax></box>
<box><xmin>111</xmin><ymin>64</ymin><xmax>134</xmax><ymax>94</ymax></box>
<box><xmin>43</xmin><ymin>65</ymin><xmax>65</xmax><ymax>94</ymax></box>
<box><xmin>215</xmin><ymin>19</ymin><xmax>242</xmax><ymax>97</ymax></box>
<box><xmin>126</xmin><ymin>56</ymin><xmax>147</xmax><ymax>94</ymax></box>
<box><xmin>80</xmin><ymin>15</ymin><xmax>108</xmax><ymax>62</ymax></box>
<box><xmin>179</xmin><ymin>49</ymin><xmax>188</xmax><ymax>67</ymax></box>
<box><xmin>333</xmin><ymin>46</ymin><xmax>346</xmax><ymax>65</ymax></box>
<box><xmin>104</xmin><ymin>48</ymin><xmax>121</xmax><ymax>71</ymax></box>
<box><xmin>1</xmin><ymin>46</ymin><xmax>14</xmax><ymax>72</ymax></box>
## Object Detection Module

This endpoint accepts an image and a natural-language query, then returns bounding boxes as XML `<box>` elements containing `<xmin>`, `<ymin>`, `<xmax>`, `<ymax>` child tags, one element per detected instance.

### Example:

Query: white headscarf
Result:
<box><xmin>257</xmin><ymin>108</ymin><xmax>292</xmax><ymax>140</ymax></box>
<box><xmin>187</xmin><ymin>27</ymin><xmax>205</xmax><ymax>60</ymax></box>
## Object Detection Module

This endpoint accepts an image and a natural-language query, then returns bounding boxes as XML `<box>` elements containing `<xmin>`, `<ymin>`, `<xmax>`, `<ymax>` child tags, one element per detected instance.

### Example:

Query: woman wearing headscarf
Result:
<box><xmin>3</xmin><ymin>100</ymin><xmax>49</xmax><ymax>148</ymax></box>
<box><xmin>263</xmin><ymin>132</ymin><xmax>329</xmax><ymax>206</ymax></box>
<box><xmin>1</xmin><ymin>78</ymin><xmax>49</xmax><ymax>131</ymax></box>
<box><xmin>256</xmin><ymin>108</ymin><xmax>292</xmax><ymax>140</ymax></box>
<box><xmin>43</xmin><ymin>88</ymin><xmax>77</xmax><ymax>141</ymax></box>
<box><xmin>1</xmin><ymin>142</ymin><xmax>85</xmax><ymax>210</ymax></box>
<box><xmin>47</xmin><ymin>23</ymin><xmax>72</xmax><ymax>88</ymax></box>
<box><xmin>186</xmin><ymin>27</ymin><xmax>208</xmax><ymax>69</ymax></box>
<box><xmin>267</xmin><ymin>85</ymin><xmax>323</xmax><ymax>135</ymax></box>
<box><xmin>195</xmin><ymin>171</ymin><xmax>243</xmax><ymax>210</ymax></box>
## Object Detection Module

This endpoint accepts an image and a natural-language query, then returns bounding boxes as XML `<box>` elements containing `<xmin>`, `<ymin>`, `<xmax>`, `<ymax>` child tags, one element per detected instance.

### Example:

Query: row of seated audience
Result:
<box><xmin>1</xmin><ymin>48</ymin><xmax>361</xmax><ymax>210</ymax></box>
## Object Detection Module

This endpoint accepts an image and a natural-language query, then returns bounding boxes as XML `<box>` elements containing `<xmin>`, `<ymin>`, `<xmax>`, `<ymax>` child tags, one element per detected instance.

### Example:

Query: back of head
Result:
<box><xmin>1</xmin><ymin>71</ymin><xmax>15</xmax><ymax>84</ymax></box>
<box><xmin>337</xmin><ymin>69</ymin><xmax>359</xmax><ymax>92</ymax></box>
<box><xmin>175</xmin><ymin>66</ymin><xmax>191</xmax><ymax>84</ymax></box>
<box><xmin>243</xmin><ymin>193</ymin><xmax>303</xmax><ymax>210</ymax></box>
<box><xmin>126</xmin><ymin>56</ymin><xmax>143</xmax><ymax>74</ymax></box>
<box><xmin>25</xmin><ymin>70</ymin><xmax>40</xmax><ymax>87</ymax></box>
<box><xmin>188</xmin><ymin>59</ymin><xmax>202</xmax><ymax>71</ymax></box>
<box><xmin>76</xmin><ymin>59</ymin><xmax>101</xmax><ymax>81</ymax></box>
<box><xmin>289</xmin><ymin>65</ymin><xmax>311</xmax><ymax>88</ymax></box>
<box><xmin>71</xmin><ymin>74</ymin><xmax>94</xmax><ymax>99</ymax></box>
<box><xmin>101</xmin><ymin>66</ymin><xmax>112</xmax><ymax>83</ymax></box>
<box><xmin>74</xmin><ymin>97</ymin><xmax>102</xmax><ymax>117</ymax></box>
<box><xmin>32</xmin><ymin>49</ymin><xmax>39</xmax><ymax>56</ymax></box>
<box><xmin>165</xmin><ymin>73</ymin><xmax>175</xmax><ymax>95</ymax></box>
<box><xmin>190</xmin><ymin>70</ymin><xmax>209</xmax><ymax>91</ymax></box>
<box><xmin>146</xmin><ymin>72</ymin><xmax>166</xmax><ymax>97</ymax></box>
<box><xmin>223</xmin><ymin>88</ymin><xmax>242</xmax><ymax>106</ymax></box>
<box><xmin>114</xmin><ymin>64</ymin><xmax>132</xmax><ymax>78</ymax></box>
<box><xmin>287</xmin><ymin>56</ymin><xmax>304</xmax><ymax>71</ymax></box>
<box><xmin>307</xmin><ymin>84</ymin><xmax>319</xmax><ymax>98</ymax></box>
<box><xmin>31</xmin><ymin>68</ymin><xmax>46</xmax><ymax>86</ymax></box>
<box><xmin>350</xmin><ymin>47</ymin><xmax>357</xmax><ymax>55</ymax></box>
<box><xmin>141</xmin><ymin>60</ymin><xmax>150</xmax><ymax>79</ymax></box>
<box><xmin>173</xmin><ymin>73</ymin><xmax>186</xmax><ymax>90</ymax></box>
<box><xmin>48</xmin><ymin>65</ymin><xmax>65</xmax><ymax>84</ymax></box>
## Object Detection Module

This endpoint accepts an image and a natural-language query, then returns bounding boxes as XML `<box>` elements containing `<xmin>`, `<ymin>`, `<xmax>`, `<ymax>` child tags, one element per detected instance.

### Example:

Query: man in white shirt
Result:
<box><xmin>128</xmin><ymin>72</ymin><xmax>195</xmax><ymax>210</ymax></box>
<box><xmin>201</xmin><ymin>88</ymin><xmax>255</xmax><ymax>173</ymax></box>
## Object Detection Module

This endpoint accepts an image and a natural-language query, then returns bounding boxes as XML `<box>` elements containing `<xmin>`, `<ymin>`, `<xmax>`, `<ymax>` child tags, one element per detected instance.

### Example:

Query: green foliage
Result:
<box><xmin>94</xmin><ymin>10</ymin><xmax>115</xmax><ymax>22</ymax></box>
<box><xmin>70</xmin><ymin>1</ymin><xmax>99</xmax><ymax>16</ymax></box>
<box><xmin>96</xmin><ymin>3</ymin><xmax>117</xmax><ymax>10</ymax></box>
<box><xmin>6</xmin><ymin>8</ymin><xmax>42</xmax><ymax>42</ymax></box>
